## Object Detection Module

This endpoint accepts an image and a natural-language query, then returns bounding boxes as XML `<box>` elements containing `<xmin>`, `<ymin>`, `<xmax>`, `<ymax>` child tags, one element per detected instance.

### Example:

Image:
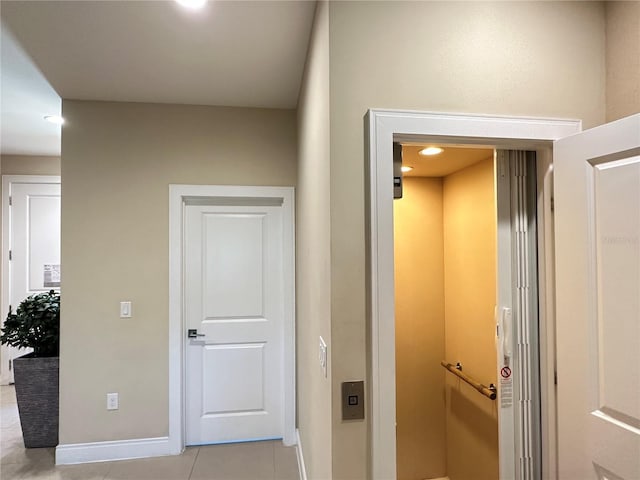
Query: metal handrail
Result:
<box><xmin>441</xmin><ymin>361</ymin><xmax>497</xmax><ymax>400</ymax></box>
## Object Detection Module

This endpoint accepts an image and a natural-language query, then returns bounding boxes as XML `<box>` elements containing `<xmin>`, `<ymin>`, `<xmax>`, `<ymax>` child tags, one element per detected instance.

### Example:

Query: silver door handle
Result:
<box><xmin>187</xmin><ymin>329</ymin><xmax>205</xmax><ymax>338</ymax></box>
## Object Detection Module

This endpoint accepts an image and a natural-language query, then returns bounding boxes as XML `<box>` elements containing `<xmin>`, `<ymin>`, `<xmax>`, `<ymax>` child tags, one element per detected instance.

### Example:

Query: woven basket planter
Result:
<box><xmin>13</xmin><ymin>354</ymin><xmax>59</xmax><ymax>448</ymax></box>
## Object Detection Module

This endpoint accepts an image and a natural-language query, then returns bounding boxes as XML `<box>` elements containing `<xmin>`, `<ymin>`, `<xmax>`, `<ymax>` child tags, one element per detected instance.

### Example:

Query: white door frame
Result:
<box><xmin>168</xmin><ymin>185</ymin><xmax>296</xmax><ymax>455</ymax></box>
<box><xmin>1</xmin><ymin>174</ymin><xmax>61</xmax><ymax>385</ymax></box>
<box><xmin>365</xmin><ymin>110</ymin><xmax>581</xmax><ymax>479</ymax></box>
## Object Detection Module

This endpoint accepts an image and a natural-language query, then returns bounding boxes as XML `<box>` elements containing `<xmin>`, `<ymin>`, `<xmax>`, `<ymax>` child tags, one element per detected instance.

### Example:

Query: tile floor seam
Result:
<box><xmin>187</xmin><ymin>446</ymin><xmax>201</xmax><ymax>480</ymax></box>
<box><xmin>98</xmin><ymin>454</ymin><xmax>115</xmax><ymax>480</ymax></box>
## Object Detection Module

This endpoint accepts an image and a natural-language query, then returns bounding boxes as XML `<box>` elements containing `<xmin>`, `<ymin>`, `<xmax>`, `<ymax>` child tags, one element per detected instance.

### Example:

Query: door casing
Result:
<box><xmin>365</xmin><ymin>110</ymin><xmax>581</xmax><ymax>480</ymax></box>
<box><xmin>168</xmin><ymin>185</ymin><xmax>296</xmax><ymax>455</ymax></box>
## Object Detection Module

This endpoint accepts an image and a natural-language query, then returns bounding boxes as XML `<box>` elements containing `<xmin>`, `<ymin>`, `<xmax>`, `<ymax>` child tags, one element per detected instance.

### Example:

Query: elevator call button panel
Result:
<box><xmin>342</xmin><ymin>381</ymin><xmax>365</xmax><ymax>420</ymax></box>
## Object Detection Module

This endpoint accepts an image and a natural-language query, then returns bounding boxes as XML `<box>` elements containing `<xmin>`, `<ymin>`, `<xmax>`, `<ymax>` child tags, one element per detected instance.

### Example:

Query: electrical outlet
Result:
<box><xmin>319</xmin><ymin>336</ymin><xmax>327</xmax><ymax>378</ymax></box>
<box><xmin>107</xmin><ymin>392</ymin><xmax>119</xmax><ymax>410</ymax></box>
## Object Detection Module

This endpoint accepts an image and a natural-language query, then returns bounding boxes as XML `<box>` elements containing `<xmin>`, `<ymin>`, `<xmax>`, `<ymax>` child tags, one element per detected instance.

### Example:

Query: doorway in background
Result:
<box><xmin>1</xmin><ymin>175</ymin><xmax>61</xmax><ymax>385</ymax></box>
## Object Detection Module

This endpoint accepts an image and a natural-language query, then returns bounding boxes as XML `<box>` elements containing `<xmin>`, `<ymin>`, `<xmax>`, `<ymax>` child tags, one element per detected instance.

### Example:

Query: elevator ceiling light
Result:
<box><xmin>419</xmin><ymin>147</ymin><xmax>444</xmax><ymax>156</ymax></box>
<box><xmin>44</xmin><ymin>115</ymin><xmax>64</xmax><ymax>125</ymax></box>
<box><xmin>401</xmin><ymin>166</ymin><xmax>413</xmax><ymax>173</ymax></box>
<box><xmin>175</xmin><ymin>0</ymin><xmax>207</xmax><ymax>9</ymax></box>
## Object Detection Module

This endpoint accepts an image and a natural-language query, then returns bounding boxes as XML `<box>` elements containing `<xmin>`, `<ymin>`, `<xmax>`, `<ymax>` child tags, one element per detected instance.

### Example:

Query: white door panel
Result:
<box><xmin>202</xmin><ymin>343</ymin><xmax>265</xmax><ymax>412</ymax></box>
<box><xmin>1</xmin><ymin>179</ymin><xmax>61</xmax><ymax>384</ymax></box>
<box><xmin>185</xmin><ymin>204</ymin><xmax>284</xmax><ymax>445</ymax></box>
<box><xmin>13</xmin><ymin>183</ymin><xmax>61</xmax><ymax>296</ymax></box>
<box><xmin>202</xmin><ymin>213</ymin><xmax>264</xmax><ymax>319</ymax></box>
<box><xmin>555</xmin><ymin>114</ymin><xmax>640</xmax><ymax>480</ymax></box>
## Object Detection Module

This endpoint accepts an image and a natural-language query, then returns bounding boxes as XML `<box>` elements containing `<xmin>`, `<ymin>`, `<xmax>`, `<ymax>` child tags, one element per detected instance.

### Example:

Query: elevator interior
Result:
<box><xmin>394</xmin><ymin>145</ymin><xmax>499</xmax><ymax>480</ymax></box>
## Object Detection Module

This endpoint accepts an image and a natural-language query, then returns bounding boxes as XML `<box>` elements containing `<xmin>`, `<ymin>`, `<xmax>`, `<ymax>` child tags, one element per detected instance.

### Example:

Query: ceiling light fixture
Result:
<box><xmin>44</xmin><ymin>115</ymin><xmax>64</xmax><ymax>125</ymax></box>
<box><xmin>419</xmin><ymin>147</ymin><xmax>444</xmax><ymax>156</ymax></box>
<box><xmin>401</xmin><ymin>166</ymin><xmax>413</xmax><ymax>173</ymax></box>
<box><xmin>175</xmin><ymin>0</ymin><xmax>207</xmax><ymax>9</ymax></box>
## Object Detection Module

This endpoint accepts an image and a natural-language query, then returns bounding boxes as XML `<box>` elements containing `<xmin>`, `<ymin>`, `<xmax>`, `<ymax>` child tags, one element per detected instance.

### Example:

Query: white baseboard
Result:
<box><xmin>56</xmin><ymin>436</ymin><xmax>174</xmax><ymax>465</ymax></box>
<box><xmin>295</xmin><ymin>429</ymin><xmax>307</xmax><ymax>480</ymax></box>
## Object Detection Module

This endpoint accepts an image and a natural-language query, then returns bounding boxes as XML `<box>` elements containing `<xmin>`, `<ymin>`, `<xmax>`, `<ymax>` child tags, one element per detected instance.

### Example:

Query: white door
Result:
<box><xmin>184</xmin><ymin>202</ymin><xmax>284</xmax><ymax>446</ymax></box>
<box><xmin>1</xmin><ymin>178</ymin><xmax>61</xmax><ymax>384</ymax></box>
<box><xmin>555</xmin><ymin>114</ymin><xmax>640</xmax><ymax>480</ymax></box>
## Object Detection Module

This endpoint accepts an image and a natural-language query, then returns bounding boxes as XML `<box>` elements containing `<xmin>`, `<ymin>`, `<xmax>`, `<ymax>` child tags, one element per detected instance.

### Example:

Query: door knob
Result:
<box><xmin>187</xmin><ymin>329</ymin><xmax>205</xmax><ymax>338</ymax></box>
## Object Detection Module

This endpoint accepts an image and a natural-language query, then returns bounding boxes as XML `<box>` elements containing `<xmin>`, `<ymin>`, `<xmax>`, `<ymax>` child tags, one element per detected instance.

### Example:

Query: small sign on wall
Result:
<box><xmin>500</xmin><ymin>365</ymin><xmax>513</xmax><ymax>408</ymax></box>
<box><xmin>44</xmin><ymin>264</ymin><xmax>60</xmax><ymax>288</ymax></box>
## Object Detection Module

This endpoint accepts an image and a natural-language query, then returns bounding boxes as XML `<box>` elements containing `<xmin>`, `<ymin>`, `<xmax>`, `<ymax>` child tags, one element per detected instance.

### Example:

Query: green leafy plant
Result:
<box><xmin>0</xmin><ymin>290</ymin><xmax>60</xmax><ymax>357</ymax></box>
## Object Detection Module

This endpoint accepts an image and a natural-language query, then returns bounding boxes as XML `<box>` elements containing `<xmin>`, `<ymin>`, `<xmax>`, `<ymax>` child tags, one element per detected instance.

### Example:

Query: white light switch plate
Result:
<box><xmin>120</xmin><ymin>301</ymin><xmax>132</xmax><ymax>318</ymax></box>
<box><xmin>319</xmin><ymin>336</ymin><xmax>327</xmax><ymax>378</ymax></box>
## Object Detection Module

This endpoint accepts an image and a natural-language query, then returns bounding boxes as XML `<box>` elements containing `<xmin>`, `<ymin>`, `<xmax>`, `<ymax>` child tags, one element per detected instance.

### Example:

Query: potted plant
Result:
<box><xmin>0</xmin><ymin>290</ymin><xmax>60</xmax><ymax>448</ymax></box>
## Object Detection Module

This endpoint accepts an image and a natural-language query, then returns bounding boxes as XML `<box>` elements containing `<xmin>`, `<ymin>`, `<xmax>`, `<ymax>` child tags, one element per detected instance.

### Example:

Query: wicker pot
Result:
<box><xmin>13</xmin><ymin>354</ymin><xmax>59</xmax><ymax>448</ymax></box>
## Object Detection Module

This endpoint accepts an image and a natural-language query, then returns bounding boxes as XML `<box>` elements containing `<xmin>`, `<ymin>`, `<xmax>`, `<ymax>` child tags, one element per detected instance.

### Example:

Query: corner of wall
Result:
<box><xmin>296</xmin><ymin>0</ymin><xmax>333</xmax><ymax>478</ymax></box>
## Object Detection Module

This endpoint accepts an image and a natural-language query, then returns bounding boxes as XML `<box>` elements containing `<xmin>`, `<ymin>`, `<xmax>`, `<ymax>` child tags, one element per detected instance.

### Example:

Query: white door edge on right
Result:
<box><xmin>554</xmin><ymin>114</ymin><xmax>640</xmax><ymax>480</ymax></box>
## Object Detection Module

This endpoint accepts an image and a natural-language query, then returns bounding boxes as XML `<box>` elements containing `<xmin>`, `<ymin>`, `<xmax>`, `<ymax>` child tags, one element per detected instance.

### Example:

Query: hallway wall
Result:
<box><xmin>327</xmin><ymin>2</ymin><xmax>605</xmax><ymax>476</ymax></box>
<box><xmin>443</xmin><ymin>158</ymin><xmax>498</xmax><ymax>480</ymax></box>
<box><xmin>296</xmin><ymin>1</ymin><xmax>333</xmax><ymax>478</ymax></box>
<box><xmin>0</xmin><ymin>155</ymin><xmax>60</xmax><ymax>176</ymax></box>
<box><xmin>394</xmin><ymin>177</ymin><xmax>446</xmax><ymax>480</ymax></box>
<box><xmin>60</xmin><ymin>101</ymin><xmax>296</xmax><ymax>444</ymax></box>
<box><xmin>605</xmin><ymin>1</ymin><xmax>640</xmax><ymax>121</ymax></box>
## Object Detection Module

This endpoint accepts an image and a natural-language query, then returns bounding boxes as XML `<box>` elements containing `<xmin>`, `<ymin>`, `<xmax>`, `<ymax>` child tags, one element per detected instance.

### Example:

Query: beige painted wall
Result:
<box><xmin>60</xmin><ymin>100</ymin><xmax>296</xmax><ymax>443</ymax></box>
<box><xmin>328</xmin><ymin>2</ymin><xmax>605</xmax><ymax>477</ymax></box>
<box><xmin>443</xmin><ymin>158</ymin><xmax>498</xmax><ymax>480</ymax></box>
<box><xmin>296</xmin><ymin>2</ymin><xmax>333</xmax><ymax>478</ymax></box>
<box><xmin>0</xmin><ymin>155</ymin><xmax>61</xmax><ymax>175</ymax></box>
<box><xmin>605</xmin><ymin>1</ymin><xmax>640</xmax><ymax>121</ymax></box>
<box><xmin>394</xmin><ymin>177</ymin><xmax>446</xmax><ymax>480</ymax></box>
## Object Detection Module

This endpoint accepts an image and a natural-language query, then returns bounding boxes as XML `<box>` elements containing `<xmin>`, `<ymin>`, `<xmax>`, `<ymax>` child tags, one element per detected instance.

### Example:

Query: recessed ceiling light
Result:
<box><xmin>44</xmin><ymin>115</ymin><xmax>64</xmax><ymax>125</ymax></box>
<box><xmin>419</xmin><ymin>147</ymin><xmax>444</xmax><ymax>156</ymax></box>
<box><xmin>175</xmin><ymin>0</ymin><xmax>206</xmax><ymax>9</ymax></box>
<box><xmin>401</xmin><ymin>166</ymin><xmax>413</xmax><ymax>173</ymax></box>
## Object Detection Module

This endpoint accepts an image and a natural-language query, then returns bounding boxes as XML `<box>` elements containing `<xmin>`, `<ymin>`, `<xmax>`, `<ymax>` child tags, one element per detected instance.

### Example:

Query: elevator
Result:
<box><xmin>394</xmin><ymin>145</ymin><xmax>540</xmax><ymax>480</ymax></box>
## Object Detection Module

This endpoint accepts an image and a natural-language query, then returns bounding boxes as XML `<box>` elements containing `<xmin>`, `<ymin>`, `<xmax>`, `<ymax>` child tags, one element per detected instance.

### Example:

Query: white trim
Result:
<box><xmin>365</xmin><ymin>109</ymin><xmax>581</xmax><ymax>480</ymax></box>
<box><xmin>295</xmin><ymin>429</ymin><xmax>307</xmax><ymax>480</ymax></box>
<box><xmin>1</xmin><ymin>175</ymin><xmax>61</xmax><ymax>385</ymax></box>
<box><xmin>495</xmin><ymin>153</ymin><xmax>516</xmax><ymax>480</ymax></box>
<box><xmin>536</xmin><ymin>147</ymin><xmax>559</xmax><ymax>480</ymax></box>
<box><xmin>56</xmin><ymin>436</ymin><xmax>171</xmax><ymax>465</ymax></box>
<box><xmin>169</xmin><ymin>184</ymin><xmax>296</xmax><ymax>454</ymax></box>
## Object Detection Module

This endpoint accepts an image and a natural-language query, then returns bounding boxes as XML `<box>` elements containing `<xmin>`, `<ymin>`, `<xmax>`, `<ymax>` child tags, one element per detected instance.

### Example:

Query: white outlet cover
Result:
<box><xmin>107</xmin><ymin>392</ymin><xmax>119</xmax><ymax>410</ymax></box>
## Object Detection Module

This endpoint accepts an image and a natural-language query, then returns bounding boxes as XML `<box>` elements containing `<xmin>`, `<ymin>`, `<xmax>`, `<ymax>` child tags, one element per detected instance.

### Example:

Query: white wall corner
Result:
<box><xmin>296</xmin><ymin>429</ymin><xmax>308</xmax><ymax>480</ymax></box>
<box><xmin>55</xmin><ymin>436</ymin><xmax>174</xmax><ymax>465</ymax></box>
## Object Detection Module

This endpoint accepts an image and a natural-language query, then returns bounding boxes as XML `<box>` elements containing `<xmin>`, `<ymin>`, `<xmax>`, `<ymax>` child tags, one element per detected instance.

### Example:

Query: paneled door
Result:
<box><xmin>555</xmin><ymin>114</ymin><xmax>640</xmax><ymax>480</ymax></box>
<box><xmin>1</xmin><ymin>178</ymin><xmax>61</xmax><ymax>385</ymax></box>
<box><xmin>184</xmin><ymin>202</ymin><xmax>284</xmax><ymax>445</ymax></box>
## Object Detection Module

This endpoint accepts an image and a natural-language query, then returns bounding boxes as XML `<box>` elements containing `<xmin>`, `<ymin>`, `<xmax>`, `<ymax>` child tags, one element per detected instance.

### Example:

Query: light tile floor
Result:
<box><xmin>1</xmin><ymin>385</ymin><xmax>299</xmax><ymax>480</ymax></box>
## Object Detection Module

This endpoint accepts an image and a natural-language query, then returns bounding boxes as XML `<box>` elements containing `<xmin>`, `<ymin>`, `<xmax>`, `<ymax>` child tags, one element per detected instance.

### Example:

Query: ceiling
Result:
<box><xmin>1</xmin><ymin>25</ymin><xmax>62</xmax><ymax>156</ymax></box>
<box><xmin>0</xmin><ymin>0</ymin><xmax>316</xmax><ymax>156</ymax></box>
<box><xmin>402</xmin><ymin>145</ymin><xmax>494</xmax><ymax>177</ymax></box>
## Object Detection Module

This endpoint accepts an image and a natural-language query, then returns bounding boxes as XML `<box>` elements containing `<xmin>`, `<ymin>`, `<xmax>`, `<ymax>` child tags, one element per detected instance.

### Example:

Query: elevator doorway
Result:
<box><xmin>393</xmin><ymin>145</ymin><xmax>540</xmax><ymax>480</ymax></box>
<box><xmin>394</xmin><ymin>146</ymin><xmax>499</xmax><ymax>480</ymax></box>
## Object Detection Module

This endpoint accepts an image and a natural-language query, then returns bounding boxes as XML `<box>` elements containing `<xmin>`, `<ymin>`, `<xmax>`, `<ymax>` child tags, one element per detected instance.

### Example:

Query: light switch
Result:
<box><xmin>120</xmin><ymin>301</ymin><xmax>132</xmax><ymax>318</ymax></box>
<box><xmin>319</xmin><ymin>336</ymin><xmax>327</xmax><ymax>378</ymax></box>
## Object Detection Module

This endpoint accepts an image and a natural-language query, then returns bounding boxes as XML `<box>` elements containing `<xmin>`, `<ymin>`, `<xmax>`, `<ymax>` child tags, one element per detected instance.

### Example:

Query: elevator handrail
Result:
<box><xmin>441</xmin><ymin>361</ymin><xmax>497</xmax><ymax>400</ymax></box>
